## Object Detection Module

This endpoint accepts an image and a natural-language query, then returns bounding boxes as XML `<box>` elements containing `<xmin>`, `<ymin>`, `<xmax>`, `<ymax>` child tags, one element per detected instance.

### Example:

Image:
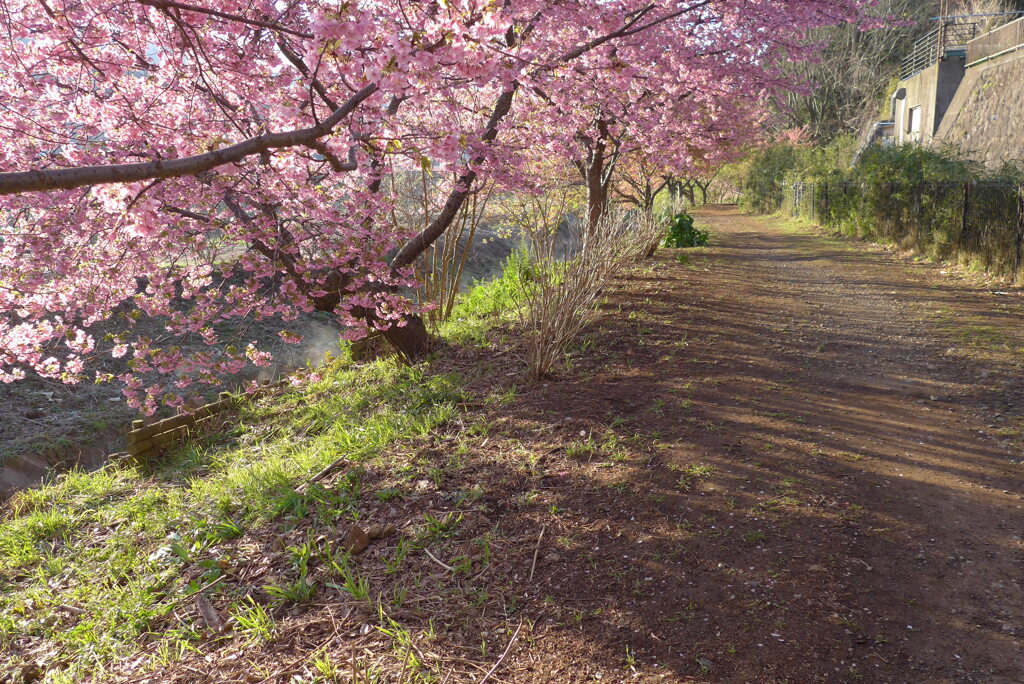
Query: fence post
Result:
<box><xmin>126</xmin><ymin>419</ymin><xmax>145</xmax><ymax>462</ymax></box>
<box><xmin>1016</xmin><ymin>185</ymin><xmax>1024</xmax><ymax>275</ymax></box>
<box><xmin>959</xmin><ymin>181</ymin><xmax>971</xmax><ymax>248</ymax></box>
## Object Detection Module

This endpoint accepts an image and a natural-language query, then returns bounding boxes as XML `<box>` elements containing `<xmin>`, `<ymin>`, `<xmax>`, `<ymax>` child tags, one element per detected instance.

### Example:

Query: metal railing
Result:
<box><xmin>900</xmin><ymin>20</ymin><xmax>979</xmax><ymax>79</ymax></box>
<box><xmin>967</xmin><ymin>16</ymin><xmax>1024</xmax><ymax>64</ymax></box>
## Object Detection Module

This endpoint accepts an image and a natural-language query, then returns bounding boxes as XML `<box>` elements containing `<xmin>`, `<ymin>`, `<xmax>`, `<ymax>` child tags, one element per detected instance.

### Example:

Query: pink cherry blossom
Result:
<box><xmin>0</xmin><ymin>0</ymin><xmax>870</xmax><ymax>412</ymax></box>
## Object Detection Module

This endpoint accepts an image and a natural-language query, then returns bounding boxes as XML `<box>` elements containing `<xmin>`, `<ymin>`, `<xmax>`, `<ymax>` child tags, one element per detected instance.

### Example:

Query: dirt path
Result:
<box><xmin>493</xmin><ymin>206</ymin><xmax>1024</xmax><ymax>682</ymax></box>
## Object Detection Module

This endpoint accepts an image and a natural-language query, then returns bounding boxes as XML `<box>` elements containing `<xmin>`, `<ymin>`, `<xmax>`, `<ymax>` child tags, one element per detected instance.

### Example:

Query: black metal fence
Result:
<box><xmin>787</xmin><ymin>181</ymin><xmax>1024</xmax><ymax>276</ymax></box>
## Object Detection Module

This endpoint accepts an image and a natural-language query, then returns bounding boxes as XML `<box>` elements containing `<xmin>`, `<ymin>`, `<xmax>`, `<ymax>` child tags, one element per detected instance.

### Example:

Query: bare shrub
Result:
<box><xmin>415</xmin><ymin>182</ymin><xmax>493</xmax><ymax>326</ymax></box>
<box><xmin>507</xmin><ymin>190</ymin><xmax>641</xmax><ymax>379</ymax></box>
<box><xmin>390</xmin><ymin>165</ymin><xmax>494</xmax><ymax>327</ymax></box>
<box><xmin>954</xmin><ymin>0</ymin><xmax>1017</xmax><ymax>32</ymax></box>
<box><xmin>631</xmin><ymin>209</ymin><xmax>667</xmax><ymax>259</ymax></box>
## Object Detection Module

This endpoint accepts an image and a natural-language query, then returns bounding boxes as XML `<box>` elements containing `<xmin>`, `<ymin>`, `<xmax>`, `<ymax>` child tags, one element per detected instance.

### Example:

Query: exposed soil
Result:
<box><xmin>106</xmin><ymin>205</ymin><xmax>1022</xmax><ymax>683</ymax></box>
<box><xmin>473</xmin><ymin>205</ymin><xmax>1024</xmax><ymax>683</ymax></box>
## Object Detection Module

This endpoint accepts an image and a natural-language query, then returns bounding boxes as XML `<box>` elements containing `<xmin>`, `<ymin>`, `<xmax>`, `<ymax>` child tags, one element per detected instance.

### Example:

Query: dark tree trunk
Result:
<box><xmin>682</xmin><ymin>183</ymin><xmax>695</xmax><ymax>204</ymax></box>
<box><xmin>643</xmin><ymin>182</ymin><xmax>656</xmax><ymax>211</ymax></box>
<box><xmin>667</xmin><ymin>178</ymin><xmax>681</xmax><ymax>203</ymax></box>
<box><xmin>585</xmin><ymin>141</ymin><xmax>610</xmax><ymax>235</ymax></box>
<box><xmin>310</xmin><ymin>269</ymin><xmax>433</xmax><ymax>362</ymax></box>
<box><xmin>575</xmin><ymin>119</ymin><xmax>618</xmax><ymax>237</ymax></box>
<box><xmin>382</xmin><ymin>315</ymin><xmax>431</xmax><ymax>361</ymax></box>
<box><xmin>588</xmin><ymin>175</ymin><xmax>611</xmax><ymax>235</ymax></box>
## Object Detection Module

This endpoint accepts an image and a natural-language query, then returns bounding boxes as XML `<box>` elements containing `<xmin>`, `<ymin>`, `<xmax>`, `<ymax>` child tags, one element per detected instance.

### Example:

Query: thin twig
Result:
<box><xmin>528</xmin><ymin>526</ymin><xmax>546</xmax><ymax>582</ymax></box>
<box><xmin>254</xmin><ymin>633</ymin><xmax>338</xmax><ymax>684</ymax></box>
<box><xmin>397</xmin><ymin>647</ymin><xmax>413</xmax><ymax>684</ymax></box>
<box><xmin>299</xmin><ymin>450</ymin><xmax>345</xmax><ymax>491</ymax></box>
<box><xmin>424</xmin><ymin>548</ymin><xmax>456</xmax><ymax>572</ymax></box>
<box><xmin>471</xmin><ymin>561</ymin><xmax>493</xmax><ymax>583</ymax></box>
<box><xmin>162</xmin><ymin>575</ymin><xmax>225</xmax><ymax>612</ymax></box>
<box><xmin>478</xmin><ymin>618</ymin><xmax>524</xmax><ymax>684</ymax></box>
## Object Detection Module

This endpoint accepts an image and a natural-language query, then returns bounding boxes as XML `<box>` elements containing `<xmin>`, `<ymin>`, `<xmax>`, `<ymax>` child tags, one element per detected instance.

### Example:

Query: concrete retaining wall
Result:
<box><xmin>935</xmin><ymin>49</ymin><xmax>1024</xmax><ymax>167</ymax></box>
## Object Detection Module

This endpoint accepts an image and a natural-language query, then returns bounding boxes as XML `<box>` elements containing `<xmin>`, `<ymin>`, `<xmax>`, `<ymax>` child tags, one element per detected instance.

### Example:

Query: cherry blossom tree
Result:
<box><xmin>0</xmin><ymin>0</ymin><xmax>869</xmax><ymax>412</ymax></box>
<box><xmin>615</xmin><ymin>156</ymin><xmax>674</xmax><ymax>212</ymax></box>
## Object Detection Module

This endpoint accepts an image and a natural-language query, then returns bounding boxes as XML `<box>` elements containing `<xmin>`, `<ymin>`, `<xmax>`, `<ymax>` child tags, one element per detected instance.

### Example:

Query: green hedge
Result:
<box><xmin>788</xmin><ymin>180</ymin><xmax>1023</xmax><ymax>274</ymax></box>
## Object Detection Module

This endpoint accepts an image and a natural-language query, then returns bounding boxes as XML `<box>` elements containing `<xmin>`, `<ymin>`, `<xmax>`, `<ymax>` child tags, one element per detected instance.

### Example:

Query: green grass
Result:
<box><xmin>0</xmin><ymin>263</ymin><xmax>539</xmax><ymax>681</ymax></box>
<box><xmin>0</xmin><ymin>256</ymin><xmax>541</xmax><ymax>680</ymax></box>
<box><xmin>233</xmin><ymin>597</ymin><xmax>276</xmax><ymax>644</ymax></box>
<box><xmin>0</xmin><ymin>358</ymin><xmax>464</xmax><ymax>676</ymax></box>
<box><xmin>954</xmin><ymin>324</ymin><xmax>1013</xmax><ymax>349</ymax></box>
<box><xmin>436</xmin><ymin>250</ymin><xmax>525</xmax><ymax>345</ymax></box>
<box><xmin>674</xmin><ymin>463</ymin><xmax>715</xmax><ymax>490</ymax></box>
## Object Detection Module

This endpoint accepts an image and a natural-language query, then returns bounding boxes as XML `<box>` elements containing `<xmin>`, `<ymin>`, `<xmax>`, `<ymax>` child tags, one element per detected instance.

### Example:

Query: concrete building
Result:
<box><xmin>884</xmin><ymin>15</ymin><xmax>1024</xmax><ymax>166</ymax></box>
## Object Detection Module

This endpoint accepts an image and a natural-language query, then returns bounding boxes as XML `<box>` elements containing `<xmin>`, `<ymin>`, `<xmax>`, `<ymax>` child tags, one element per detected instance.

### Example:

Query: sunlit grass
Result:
<box><xmin>0</xmin><ymin>356</ymin><xmax>464</xmax><ymax>677</ymax></box>
<box><xmin>0</xmin><ymin>261</ymin><xmax>541</xmax><ymax>679</ymax></box>
<box><xmin>436</xmin><ymin>250</ymin><xmax>525</xmax><ymax>346</ymax></box>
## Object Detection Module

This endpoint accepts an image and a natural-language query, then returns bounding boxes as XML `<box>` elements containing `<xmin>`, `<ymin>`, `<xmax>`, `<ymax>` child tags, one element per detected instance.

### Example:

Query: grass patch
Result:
<box><xmin>954</xmin><ymin>324</ymin><xmax>1012</xmax><ymax>349</ymax></box>
<box><xmin>0</xmin><ymin>357</ymin><xmax>464</xmax><ymax>677</ymax></box>
<box><xmin>673</xmin><ymin>463</ymin><xmax>715</xmax><ymax>490</ymax></box>
<box><xmin>0</xmin><ymin>252</ymin><xmax>598</xmax><ymax>680</ymax></box>
<box><xmin>0</xmin><ymin>245</ymin><xmax>562</xmax><ymax>683</ymax></box>
<box><xmin>435</xmin><ymin>254</ymin><xmax>524</xmax><ymax>346</ymax></box>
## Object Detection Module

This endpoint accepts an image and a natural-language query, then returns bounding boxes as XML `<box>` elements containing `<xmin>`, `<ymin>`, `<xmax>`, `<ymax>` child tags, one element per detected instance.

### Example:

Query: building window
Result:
<box><xmin>908</xmin><ymin>106</ymin><xmax>922</xmax><ymax>140</ymax></box>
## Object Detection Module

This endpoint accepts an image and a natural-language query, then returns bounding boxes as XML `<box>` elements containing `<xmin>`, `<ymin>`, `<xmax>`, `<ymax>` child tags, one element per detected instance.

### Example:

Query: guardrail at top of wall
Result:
<box><xmin>967</xmin><ymin>15</ymin><xmax>1024</xmax><ymax>64</ymax></box>
<box><xmin>901</xmin><ymin>20</ymin><xmax>979</xmax><ymax>80</ymax></box>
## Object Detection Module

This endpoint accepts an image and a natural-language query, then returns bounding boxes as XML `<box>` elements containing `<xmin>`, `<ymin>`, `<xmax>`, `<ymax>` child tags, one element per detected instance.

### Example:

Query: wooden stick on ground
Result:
<box><xmin>528</xmin><ymin>526</ymin><xmax>546</xmax><ymax>583</ymax></box>
<box><xmin>477</xmin><ymin>618</ymin><xmax>524</xmax><ymax>684</ymax></box>
<box><xmin>298</xmin><ymin>451</ymin><xmax>346</xmax><ymax>492</ymax></box>
<box><xmin>424</xmin><ymin>548</ymin><xmax>456</xmax><ymax>573</ymax></box>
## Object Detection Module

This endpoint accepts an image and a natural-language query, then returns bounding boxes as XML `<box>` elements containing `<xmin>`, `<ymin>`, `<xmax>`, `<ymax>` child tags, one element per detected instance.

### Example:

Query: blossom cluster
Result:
<box><xmin>0</xmin><ymin>0</ymin><xmax>869</xmax><ymax>411</ymax></box>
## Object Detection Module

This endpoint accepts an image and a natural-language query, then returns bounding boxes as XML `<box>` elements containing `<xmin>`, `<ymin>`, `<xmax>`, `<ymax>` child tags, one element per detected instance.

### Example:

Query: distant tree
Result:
<box><xmin>781</xmin><ymin>0</ymin><xmax>942</xmax><ymax>140</ymax></box>
<box><xmin>614</xmin><ymin>158</ymin><xmax>671</xmax><ymax>212</ymax></box>
<box><xmin>952</xmin><ymin>0</ymin><xmax>1024</xmax><ymax>32</ymax></box>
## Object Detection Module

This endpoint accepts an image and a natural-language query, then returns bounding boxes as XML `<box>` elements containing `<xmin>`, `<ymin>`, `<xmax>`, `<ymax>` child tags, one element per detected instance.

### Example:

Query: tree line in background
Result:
<box><xmin>722</xmin><ymin>0</ymin><xmax>1024</xmax><ymax>282</ymax></box>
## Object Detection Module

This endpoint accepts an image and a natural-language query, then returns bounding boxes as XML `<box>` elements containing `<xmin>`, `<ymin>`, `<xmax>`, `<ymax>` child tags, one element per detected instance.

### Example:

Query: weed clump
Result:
<box><xmin>663</xmin><ymin>211</ymin><xmax>710</xmax><ymax>248</ymax></box>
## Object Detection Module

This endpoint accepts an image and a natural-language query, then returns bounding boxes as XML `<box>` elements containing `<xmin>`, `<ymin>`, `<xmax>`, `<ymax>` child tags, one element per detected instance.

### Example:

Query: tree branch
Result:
<box><xmin>137</xmin><ymin>0</ymin><xmax>313</xmax><ymax>39</ymax></box>
<box><xmin>0</xmin><ymin>84</ymin><xmax>378</xmax><ymax>195</ymax></box>
<box><xmin>307</xmin><ymin>141</ymin><xmax>358</xmax><ymax>172</ymax></box>
<box><xmin>390</xmin><ymin>86</ymin><xmax>517</xmax><ymax>269</ymax></box>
